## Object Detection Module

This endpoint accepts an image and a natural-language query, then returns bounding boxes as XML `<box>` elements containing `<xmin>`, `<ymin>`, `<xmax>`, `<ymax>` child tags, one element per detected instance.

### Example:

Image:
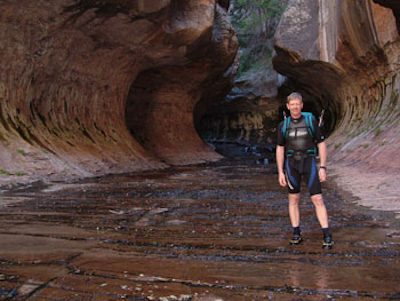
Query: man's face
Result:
<box><xmin>287</xmin><ymin>98</ymin><xmax>303</xmax><ymax>115</ymax></box>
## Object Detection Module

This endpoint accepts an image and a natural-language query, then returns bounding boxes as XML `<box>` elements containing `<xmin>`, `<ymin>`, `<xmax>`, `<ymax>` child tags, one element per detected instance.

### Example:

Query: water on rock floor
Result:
<box><xmin>0</xmin><ymin>159</ymin><xmax>399</xmax><ymax>300</ymax></box>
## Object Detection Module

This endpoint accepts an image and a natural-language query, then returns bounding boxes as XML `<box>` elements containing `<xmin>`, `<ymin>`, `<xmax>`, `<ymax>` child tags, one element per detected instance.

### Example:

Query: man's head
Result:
<box><xmin>286</xmin><ymin>92</ymin><xmax>303</xmax><ymax>118</ymax></box>
<box><xmin>287</xmin><ymin>92</ymin><xmax>302</xmax><ymax>103</ymax></box>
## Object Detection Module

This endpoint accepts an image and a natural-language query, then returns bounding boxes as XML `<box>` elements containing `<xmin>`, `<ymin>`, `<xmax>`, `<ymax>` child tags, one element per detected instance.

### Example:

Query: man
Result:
<box><xmin>276</xmin><ymin>92</ymin><xmax>334</xmax><ymax>249</ymax></box>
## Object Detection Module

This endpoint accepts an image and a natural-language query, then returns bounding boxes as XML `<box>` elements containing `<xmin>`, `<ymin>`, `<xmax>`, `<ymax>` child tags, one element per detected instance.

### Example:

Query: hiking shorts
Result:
<box><xmin>284</xmin><ymin>156</ymin><xmax>322</xmax><ymax>195</ymax></box>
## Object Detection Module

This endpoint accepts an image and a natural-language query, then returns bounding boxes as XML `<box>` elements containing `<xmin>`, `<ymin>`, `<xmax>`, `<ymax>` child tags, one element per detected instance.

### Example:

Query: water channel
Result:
<box><xmin>0</xmin><ymin>160</ymin><xmax>399</xmax><ymax>300</ymax></box>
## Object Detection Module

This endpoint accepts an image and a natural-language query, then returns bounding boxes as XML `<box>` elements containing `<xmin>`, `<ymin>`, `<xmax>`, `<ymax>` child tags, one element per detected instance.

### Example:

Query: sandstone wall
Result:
<box><xmin>0</xmin><ymin>0</ymin><xmax>238</xmax><ymax>180</ymax></box>
<box><xmin>273</xmin><ymin>0</ymin><xmax>400</xmax><ymax>173</ymax></box>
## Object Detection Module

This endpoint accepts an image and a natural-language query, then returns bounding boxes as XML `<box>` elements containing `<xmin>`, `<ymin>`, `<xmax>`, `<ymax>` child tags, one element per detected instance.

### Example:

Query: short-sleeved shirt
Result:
<box><xmin>277</xmin><ymin>115</ymin><xmax>324</xmax><ymax>149</ymax></box>
<box><xmin>277</xmin><ymin>114</ymin><xmax>325</xmax><ymax>195</ymax></box>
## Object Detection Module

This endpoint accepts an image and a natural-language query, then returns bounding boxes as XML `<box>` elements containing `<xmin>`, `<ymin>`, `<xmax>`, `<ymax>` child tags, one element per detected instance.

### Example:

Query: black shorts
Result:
<box><xmin>284</xmin><ymin>156</ymin><xmax>322</xmax><ymax>195</ymax></box>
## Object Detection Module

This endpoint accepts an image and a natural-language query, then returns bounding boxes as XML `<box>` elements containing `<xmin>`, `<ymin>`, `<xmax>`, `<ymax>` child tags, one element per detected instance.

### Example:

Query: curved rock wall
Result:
<box><xmin>0</xmin><ymin>0</ymin><xmax>238</xmax><ymax>180</ymax></box>
<box><xmin>273</xmin><ymin>0</ymin><xmax>400</xmax><ymax>173</ymax></box>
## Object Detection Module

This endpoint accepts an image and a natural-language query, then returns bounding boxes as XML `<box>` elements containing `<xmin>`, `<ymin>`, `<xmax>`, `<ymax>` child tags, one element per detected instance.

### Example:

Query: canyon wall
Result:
<box><xmin>1</xmin><ymin>0</ymin><xmax>399</xmax><ymax>184</ymax></box>
<box><xmin>0</xmin><ymin>0</ymin><xmax>238</xmax><ymax>180</ymax></box>
<box><xmin>273</xmin><ymin>0</ymin><xmax>400</xmax><ymax>173</ymax></box>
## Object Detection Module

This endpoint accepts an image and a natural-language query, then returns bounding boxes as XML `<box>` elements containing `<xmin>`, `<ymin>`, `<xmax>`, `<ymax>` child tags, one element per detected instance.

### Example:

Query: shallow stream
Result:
<box><xmin>0</xmin><ymin>160</ymin><xmax>399</xmax><ymax>300</ymax></box>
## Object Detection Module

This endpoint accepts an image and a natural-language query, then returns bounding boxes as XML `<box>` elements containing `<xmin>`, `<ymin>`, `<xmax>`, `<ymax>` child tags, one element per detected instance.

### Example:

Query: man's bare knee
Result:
<box><xmin>311</xmin><ymin>194</ymin><xmax>325</xmax><ymax>207</ymax></box>
<box><xmin>289</xmin><ymin>193</ymin><xmax>300</xmax><ymax>205</ymax></box>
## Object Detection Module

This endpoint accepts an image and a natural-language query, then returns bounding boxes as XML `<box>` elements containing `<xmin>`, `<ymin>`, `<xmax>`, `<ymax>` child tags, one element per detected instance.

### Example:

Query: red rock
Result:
<box><xmin>273</xmin><ymin>0</ymin><xmax>400</xmax><ymax>174</ymax></box>
<box><xmin>0</xmin><ymin>1</ymin><xmax>238</xmax><ymax>181</ymax></box>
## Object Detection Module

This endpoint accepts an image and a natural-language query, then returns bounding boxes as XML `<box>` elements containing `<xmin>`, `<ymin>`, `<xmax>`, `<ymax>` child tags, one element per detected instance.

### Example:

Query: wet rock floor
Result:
<box><xmin>0</xmin><ymin>160</ymin><xmax>399</xmax><ymax>300</ymax></box>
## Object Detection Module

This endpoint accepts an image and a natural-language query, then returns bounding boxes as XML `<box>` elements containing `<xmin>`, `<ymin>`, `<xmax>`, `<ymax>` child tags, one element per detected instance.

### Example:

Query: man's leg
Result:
<box><xmin>310</xmin><ymin>194</ymin><xmax>328</xmax><ymax>228</ymax></box>
<box><xmin>311</xmin><ymin>194</ymin><xmax>334</xmax><ymax>249</ymax></box>
<box><xmin>289</xmin><ymin>193</ymin><xmax>301</xmax><ymax>227</ymax></box>
<box><xmin>289</xmin><ymin>193</ymin><xmax>302</xmax><ymax>245</ymax></box>
<box><xmin>285</xmin><ymin>160</ymin><xmax>302</xmax><ymax>245</ymax></box>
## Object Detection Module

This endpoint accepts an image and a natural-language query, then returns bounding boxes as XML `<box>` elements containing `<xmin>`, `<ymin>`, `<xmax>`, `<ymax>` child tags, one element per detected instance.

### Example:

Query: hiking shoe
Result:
<box><xmin>290</xmin><ymin>234</ymin><xmax>302</xmax><ymax>245</ymax></box>
<box><xmin>322</xmin><ymin>235</ymin><xmax>334</xmax><ymax>249</ymax></box>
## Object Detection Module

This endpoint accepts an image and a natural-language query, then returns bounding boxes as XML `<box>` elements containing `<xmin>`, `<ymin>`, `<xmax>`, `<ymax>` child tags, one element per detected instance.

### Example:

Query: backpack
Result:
<box><xmin>282</xmin><ymin>112</ymin><xmax>317</xmax><ymax>157</ymax></box>
<box><xmin>281</xmin><ymin>112</ymin><xmax>316</xmax><ymax>139</ymax></box>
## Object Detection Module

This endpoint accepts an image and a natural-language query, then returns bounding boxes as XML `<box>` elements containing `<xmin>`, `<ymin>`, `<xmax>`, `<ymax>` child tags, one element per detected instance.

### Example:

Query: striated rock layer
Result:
<box><xmin>0</xmin><ymin>0</ymin><xmax>238</xmax><ymax>180</ymax></box>
<box><xmin>273</xmin><ymin>0</ymin><xmax>400</xmax><ymax>173</ymax></box>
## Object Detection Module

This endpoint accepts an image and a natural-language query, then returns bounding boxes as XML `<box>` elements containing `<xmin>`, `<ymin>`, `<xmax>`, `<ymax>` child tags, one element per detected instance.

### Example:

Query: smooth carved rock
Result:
<box><xmin>0</xmin><ymin>0</ymin><xmax>238</xmax><ymax>179</ymax></box>
<box><xmin>273</xmin><ymin>0</ymin><xmax>400</xmax><ymax>172</ymax></box>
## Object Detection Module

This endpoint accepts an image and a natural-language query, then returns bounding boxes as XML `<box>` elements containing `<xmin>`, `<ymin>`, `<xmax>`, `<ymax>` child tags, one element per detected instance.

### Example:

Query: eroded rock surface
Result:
<box><xmin>273</xmin><ymin>0</ymin><xmax>400</xmax><ymax>173</ymax></box>
<box><xmin>0</xmin><ymin>0</ymin><xmax>238</xmax><ymax>181</ymax></box>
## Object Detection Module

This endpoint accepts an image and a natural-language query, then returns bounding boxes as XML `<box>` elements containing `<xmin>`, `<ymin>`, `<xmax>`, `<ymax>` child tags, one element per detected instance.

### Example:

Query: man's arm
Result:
<box><xmin>276</xmin><ymin>145</ymin><xmax>287</xmax><ymax>187</ymax></box>
<box><xmin>317</xmin><ymin>141</ymin><xmax>327</xmax><ymax>182</ymax></box>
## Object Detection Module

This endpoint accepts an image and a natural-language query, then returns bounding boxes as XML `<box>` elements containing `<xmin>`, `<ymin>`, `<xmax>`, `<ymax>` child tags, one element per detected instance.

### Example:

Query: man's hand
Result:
<box><xmin>279</xmin><ymin>172</ymin><xmax>287</xmax><ymax>187</ymax></box>
<box><xmin>319</xmin><ymin>168</ymin><xmax>326</xmax><ymax>182</ymax></box>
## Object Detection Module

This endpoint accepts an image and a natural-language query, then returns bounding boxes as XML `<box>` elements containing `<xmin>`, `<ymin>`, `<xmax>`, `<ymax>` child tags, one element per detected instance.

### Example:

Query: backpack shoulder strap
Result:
<box><xmin>282</xmin><ymin>116</ymin><xmax>291</xmax><ymax>138</ymax></box>
<box><xmin>301</xmin><ymin>112</ymin><xmax>315</xmax><ymax>137</ymax></box>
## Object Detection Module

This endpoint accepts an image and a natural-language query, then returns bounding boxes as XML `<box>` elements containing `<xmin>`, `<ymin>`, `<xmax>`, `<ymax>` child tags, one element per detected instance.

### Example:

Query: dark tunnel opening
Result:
<box><xmin>195</xmin><ymin>81</ymin><xmax>340</xmax><ymax>164</ymax></box>
<box><xmin>194</xmin><ymin>98</ymin><xmax>279</xmax><ymax>163</ymax></box>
